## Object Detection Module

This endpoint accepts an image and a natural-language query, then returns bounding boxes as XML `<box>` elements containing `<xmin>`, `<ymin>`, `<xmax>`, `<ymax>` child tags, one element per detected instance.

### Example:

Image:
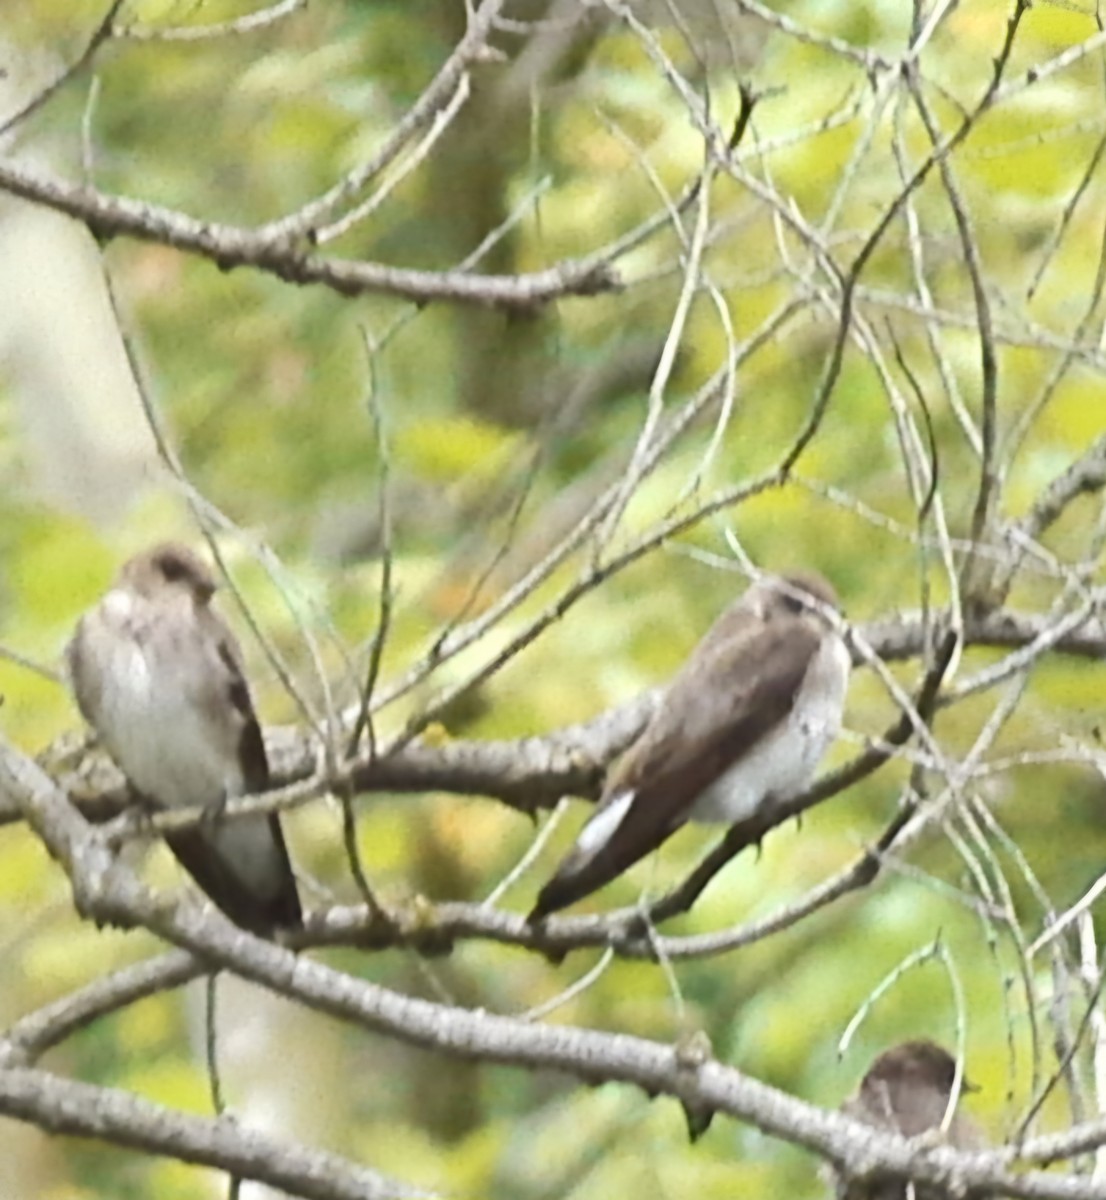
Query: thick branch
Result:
<box><xmin>0</xmin><ymin>1067</ymin><xmax>426</xmax><ymax>1200</ymax></box>
<box><xmin>0</xmin><ymin>158</ymin><xmax>616</xmax><ymax>311</ymax></box>
<box><xmin>0</xmin><ymin>951</ymin><xmax>201</xmax><ymax>1068</ymax></box>
<box><xmin>17</xmin><ymin>603</ymin><xmax>1104</xmax><ymax>836</ymax></box>
<box><xmin>9</xmin><ymin>736</ymin><xmax>1106</xmax><ymax>1196</ymax></box>
<box><xmin>0</xmin><ymin>732</ymin><xmax>1104</xmax><ymax>1198</ymax></box>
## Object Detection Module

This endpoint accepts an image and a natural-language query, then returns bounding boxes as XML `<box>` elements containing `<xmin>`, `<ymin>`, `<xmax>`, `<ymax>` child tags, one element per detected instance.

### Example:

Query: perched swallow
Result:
<box><xmin>67</xmin><ymin>542</ymin><xmax>302</xmax><ymax>935</ymax></box>
<box><xmin>529</xmin><ymin>572</ymin><xmax>849</xmax><ymax>920</ymax></box>
<box><xmin>835</xmin><ymin>1040</ymin><xmax>983</xmax><ymax>1200</ymax></box>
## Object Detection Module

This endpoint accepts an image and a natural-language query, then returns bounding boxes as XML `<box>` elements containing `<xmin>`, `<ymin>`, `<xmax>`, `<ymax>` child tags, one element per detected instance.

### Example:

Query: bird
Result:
<box><xmin>528</xmin><ymin>571</ymin><xmax>849</xmax><ymax>921</ymax></box>
<box><xmin>67</xmin><ymin>542</ymin><xmax>302</xmax><ymax>936</ymax></box>
<box><xmin>834</xmin><ymin>1040</ymin><xmax>983</xmax><ymax>1199</ymax></box>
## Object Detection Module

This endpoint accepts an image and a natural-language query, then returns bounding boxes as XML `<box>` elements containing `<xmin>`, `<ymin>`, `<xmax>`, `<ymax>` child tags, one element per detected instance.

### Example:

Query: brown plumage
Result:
<box><xmin>529</xmin><ymin>572</ymin><xmax>849</xmax><ymax>919</ymax></box>
<box><xmin>835</xmin><ymin>1040</ymin><xmax>984</xmax><ymax>1200</ymax></box>
<box><xmin>68</xmin><ymin>542</ymin><xmax>302</xmax><ymax>936</ymax></box>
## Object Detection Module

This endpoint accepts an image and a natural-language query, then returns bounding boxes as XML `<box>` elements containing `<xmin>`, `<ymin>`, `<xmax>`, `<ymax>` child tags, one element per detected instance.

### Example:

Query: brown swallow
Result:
<box><xmin>836</xmin><ymin>1040</ymin><xmax>984</xmax><ymax>1200</ymax></box>
<box><xmin>68</xmin><ymin>542</ymin><xmax>302</xmax><ymax>935</ymax></box>
<box><xmin>529</xmin><ymin>572</ymin><xmax>849</xmax><ymax>920</ymax></box>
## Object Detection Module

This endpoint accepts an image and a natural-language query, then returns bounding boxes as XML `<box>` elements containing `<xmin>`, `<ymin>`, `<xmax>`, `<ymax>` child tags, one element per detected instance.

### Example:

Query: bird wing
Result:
<box><xmin>67</xmin><ymin>592</ymin><xmax>301</xmax><ymax>934</ymax></box>
<box><xmin>66</xmin><ymin>614</ymin><xmax>103</xmax><ymax>727</ymax></box>
<box><xmin>175</xmin><ymin>606</ymin><xmax>302</xmax><ymax>933</ymax></box>
<box><xmin>200</xmin><ymin>610</ymin><xmax>270</xmax><ymax>795</ymax></box>
<box><xmin>529</xmin><ymin>608</ymin><xmax>823</xmax><ymax>919</ymax></box>
<box><xmin>165</xmin><ymin>820</ymin><xmax>302</xmax><ymax>935</ymax></box>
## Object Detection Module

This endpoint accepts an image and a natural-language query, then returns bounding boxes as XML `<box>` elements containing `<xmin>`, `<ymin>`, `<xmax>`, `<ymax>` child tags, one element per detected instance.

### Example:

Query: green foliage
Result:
<box><xmin>3</xmin><ymin>0</ymin><xmax>1106</xmax><ymax>1196</ymax></box>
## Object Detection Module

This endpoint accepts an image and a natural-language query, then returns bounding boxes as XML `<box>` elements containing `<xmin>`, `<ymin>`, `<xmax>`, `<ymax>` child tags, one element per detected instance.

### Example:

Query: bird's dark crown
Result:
<box><xmin>863</xmin><ymin>1039</ymin><xmax>958</xmax><ymax>1091</ymax></box>
<box><xmin>755</xmin><ymin>571</ymin><xmax>840</xmax><ymax>616</ymax></box>
<box><xmin>119</xmin><ymin>542</ymin><xmax>217</xmax><ymax>602</ymax></box>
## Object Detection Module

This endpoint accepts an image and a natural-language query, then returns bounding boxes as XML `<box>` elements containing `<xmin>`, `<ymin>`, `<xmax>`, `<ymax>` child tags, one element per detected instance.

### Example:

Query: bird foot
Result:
<box><xmin>101</xmin><ymin>803</ymin><xmax>154</xmax><ymax>849</ymax></box>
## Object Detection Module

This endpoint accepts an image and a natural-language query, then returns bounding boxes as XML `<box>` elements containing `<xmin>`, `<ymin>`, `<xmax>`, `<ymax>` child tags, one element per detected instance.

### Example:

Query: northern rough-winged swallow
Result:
<box><xmin>528</xmin><ymin>572</ymin><xmax>849</xmax><ymax>920</ymax></box>
<box><xmin>835</xmin><ymin>1040</ymin><xmax>983</xmax><ymax>1200</ymax></box>
<box><xmin>67</xmin><ymin>542</ymin><xmax>302</xmax><ymax>936</ymax></box>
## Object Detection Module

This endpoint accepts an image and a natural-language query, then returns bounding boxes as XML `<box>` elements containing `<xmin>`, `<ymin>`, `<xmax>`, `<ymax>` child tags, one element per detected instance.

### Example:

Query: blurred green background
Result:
<box><xmin>1</xmin><ymin>0</ymin><xmax>1105</xmax><ymax>1197</ymax></box>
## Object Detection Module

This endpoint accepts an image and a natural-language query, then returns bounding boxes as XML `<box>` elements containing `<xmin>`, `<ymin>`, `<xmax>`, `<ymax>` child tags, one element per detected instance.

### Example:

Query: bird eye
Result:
<box><xmin>158</xmin><ymin>556</ymin><xmax>187</xmax><ymax>582</ymax></box>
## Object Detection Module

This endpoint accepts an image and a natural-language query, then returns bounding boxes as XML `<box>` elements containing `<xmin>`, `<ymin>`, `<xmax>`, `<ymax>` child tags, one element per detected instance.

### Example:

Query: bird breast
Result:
<box><xmin>84</xmin><ymin>590</ymin><xmax>246</xmax><ymax>811</ymax></box>
<box><xmin>690</xmin><ymin>632</ymin><xmax>849</xmax><ymax>824</ymax></box>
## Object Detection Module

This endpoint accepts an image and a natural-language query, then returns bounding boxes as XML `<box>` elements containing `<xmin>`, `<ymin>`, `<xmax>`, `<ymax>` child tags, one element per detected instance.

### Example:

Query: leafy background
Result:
<box><xmin>1</xmin><ymin>0</ymin><xmax>1104</xmax><ymax>1196</ymax></box>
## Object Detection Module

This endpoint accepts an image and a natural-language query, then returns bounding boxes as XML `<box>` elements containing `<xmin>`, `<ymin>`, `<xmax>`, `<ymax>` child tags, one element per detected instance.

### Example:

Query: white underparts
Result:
<box><xmin>691</xmin><ymin>632</ymin><xmax>849</xmax><ymax>823</ymax></box>
<box><xmin>573</xmin><ymin>790</ymin><xmax>635</xmax><ymax>862</ymax></box>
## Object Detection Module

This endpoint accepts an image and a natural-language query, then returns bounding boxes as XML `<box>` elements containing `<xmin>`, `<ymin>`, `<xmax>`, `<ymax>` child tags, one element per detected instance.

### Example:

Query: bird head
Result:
<box><xmin>118</xmin><ymin>542</ymin><xmax>218</xmax><ymax>604</ymax></box>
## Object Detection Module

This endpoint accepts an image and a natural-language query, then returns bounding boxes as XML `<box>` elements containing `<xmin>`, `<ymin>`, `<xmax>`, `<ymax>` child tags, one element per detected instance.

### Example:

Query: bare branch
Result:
<box><xmin>0</xmin><ymin>158</ymin><xmax>616</xmax><ymax>311</ymax></box>
<box><xmin>0</xmin><ymin>0</ymin><xmax>125</xmax><ymax>138</ymax></box>
<box><xmin>0</xmin><ymin>1067</ymin><xmax>430</xmax><ymax>1200</ymax></box>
